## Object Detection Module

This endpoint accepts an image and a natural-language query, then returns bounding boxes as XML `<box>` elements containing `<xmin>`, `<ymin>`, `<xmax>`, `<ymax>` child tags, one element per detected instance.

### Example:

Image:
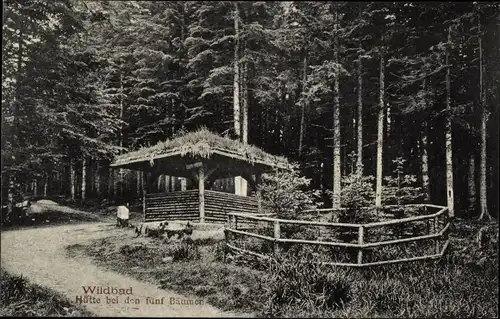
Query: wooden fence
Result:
<box><xmin>144</xmin><ymin>189</ymin><xmax>258</xmax><ymax>223</ymax></box>
<box><xmin>145</xmin><ymin>190</ymin><xmax>199</xmax><ymax>222</ymax></box>
<box><xmin>225</xmin><ymin>204</ymin><xmax>451</xmax><ymax>267</ymax></box>
<box><xmin>205</xmin><ymin>190</ymin><xmax>258</xmax><ymax>223</ymax></box>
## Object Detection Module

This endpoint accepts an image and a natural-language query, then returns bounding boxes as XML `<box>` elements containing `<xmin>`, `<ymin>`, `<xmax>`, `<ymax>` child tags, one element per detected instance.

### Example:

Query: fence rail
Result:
<box><xmin>225</xmin><ymin>204</ymin><xmax>450</xmax><ymax>267</ymax></box>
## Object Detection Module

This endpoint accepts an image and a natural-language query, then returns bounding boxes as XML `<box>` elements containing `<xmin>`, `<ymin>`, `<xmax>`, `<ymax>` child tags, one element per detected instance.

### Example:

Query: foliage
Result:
<box><xmin>1</xmin><ymin>0</ymin><xmax>499</xmax><ymax>217</ymax></box>
<box><xmin>382</xmin><ymin>157</ymin><xmax>426</xmax><ymax>206</ymax></box>
<box><xmin>262</xmin><ymin>251</ymin><xmax>351</xmax><ymax>317</ymax></box>
<box><xmin>258</xmin><ymin>163</ymin><xmax>320</xmax><ymax>219</ymax></box>
<box><xmin>340</xmin><ymin>173</ymin><xmax>375</xmax><ymax>209</ymax></box>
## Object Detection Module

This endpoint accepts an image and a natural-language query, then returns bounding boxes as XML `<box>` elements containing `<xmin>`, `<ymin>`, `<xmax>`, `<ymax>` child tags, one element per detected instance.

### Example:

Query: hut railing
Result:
<box><xmin>225</xmin><ymin>204</ymin><xmax>450</xmax><ymax>267</ymax></box>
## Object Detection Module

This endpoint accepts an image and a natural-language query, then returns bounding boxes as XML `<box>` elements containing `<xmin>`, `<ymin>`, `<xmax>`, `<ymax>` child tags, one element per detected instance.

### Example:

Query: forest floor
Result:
<box><xmin>67</xmin><ymin>214</ymin><xmax>499</xmax><ymax>318</ymax></box>
<box><xmin>0</xmin><ymin>201</ymin><xmax>247</xmax><ymax>317</ymax></box>
<box><xmin>1</xmin><ymin>200</ymin><xmax>498</xmax><ymax>317</ymax></box>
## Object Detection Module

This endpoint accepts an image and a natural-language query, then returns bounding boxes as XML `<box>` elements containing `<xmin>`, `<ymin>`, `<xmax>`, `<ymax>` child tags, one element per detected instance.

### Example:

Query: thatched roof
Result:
<box><xmin>110</xmin><ymin>128</ymin><xmax>290</xmax><ymax>178</ymax></box>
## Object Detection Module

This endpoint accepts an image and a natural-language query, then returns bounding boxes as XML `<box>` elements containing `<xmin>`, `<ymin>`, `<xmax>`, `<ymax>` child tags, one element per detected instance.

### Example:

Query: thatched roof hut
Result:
<box><xmin>110</xmin><ymin>128</ymin><xmax>290</xmax><ymax>223</ymax></box>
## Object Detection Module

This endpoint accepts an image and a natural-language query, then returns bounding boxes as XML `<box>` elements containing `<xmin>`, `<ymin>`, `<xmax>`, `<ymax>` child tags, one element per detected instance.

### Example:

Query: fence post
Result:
<box><xmin>274</xmin><ymin>220</ymin><xmax>280</xmax><ymax>255</ymax></box>
<box><xmin>357</xmin><ymin>226</ymin><xmax>364</xmax><ymax>265</ymax></box>
<box><xmin>434</xmin><ymin>216</ymin><xmax>439</xmax><ymax>254</ymax></box>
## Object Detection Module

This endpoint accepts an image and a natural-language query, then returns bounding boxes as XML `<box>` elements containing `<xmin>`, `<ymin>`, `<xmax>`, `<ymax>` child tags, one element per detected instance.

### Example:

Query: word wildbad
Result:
<box><xmin>82</xmin><ymin>286</ymin><xmax>133</xmax><ymax>295</ymax></box>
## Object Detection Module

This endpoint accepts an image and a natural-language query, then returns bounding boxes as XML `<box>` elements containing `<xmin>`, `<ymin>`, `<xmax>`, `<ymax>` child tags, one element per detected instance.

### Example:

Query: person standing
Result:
<box><xmin>116</xmin><ymin>202</ymin><xmax>130</xmax><ymax>227</ymax></box>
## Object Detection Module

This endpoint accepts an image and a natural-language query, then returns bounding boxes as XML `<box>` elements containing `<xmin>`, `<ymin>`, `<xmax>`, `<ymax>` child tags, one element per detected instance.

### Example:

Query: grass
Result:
<box><xmin>112</xmin><ymin>127</ymin><xmax>289</xmax><ymax>168</ymax></box>
<box><xmin>0</xmin><ymin>268</ymin><xmax>95</xmax><ymax>317</ymax></box>
<box><xmin>68</xmin><ymin>219</ymin><xmax>498</xmax><ymax>318</ymax></box>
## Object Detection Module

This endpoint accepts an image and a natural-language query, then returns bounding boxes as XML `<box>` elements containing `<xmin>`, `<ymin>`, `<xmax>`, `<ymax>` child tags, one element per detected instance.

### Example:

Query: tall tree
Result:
<box><xmin>375</xmin><ymin>52</ymin><xmax>385</xmax><ymax>208</ymax></box>
<box><xmin>445</xmin><ymin>25</ymin><xmax>455</xmax><ymax>217</ymax></box>
<box><xmin>332</xmin><ymin>5</ymin><xmax>341</xmax><ymax>209</ymax></box>
<box><xmin>478</xmin><ymin>14</ymin><xmax>490</xmax><ymax>220</ymax></box>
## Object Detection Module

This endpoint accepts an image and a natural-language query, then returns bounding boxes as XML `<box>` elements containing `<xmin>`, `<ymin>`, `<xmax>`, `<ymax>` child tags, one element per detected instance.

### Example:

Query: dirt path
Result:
<box><xmin>1</xmin><ymin>222</ymin><xmax>244</xmax><ymax>317</ymax></box>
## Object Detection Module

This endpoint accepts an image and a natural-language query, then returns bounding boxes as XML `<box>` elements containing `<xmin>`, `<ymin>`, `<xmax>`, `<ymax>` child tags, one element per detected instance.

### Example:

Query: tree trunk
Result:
<box><xmin>119</xmin><ymin>72</ymin><xmax>124</xmax><ymax>199</ymax></box>
<box><xmin>385</xmin><ymin>102</ymin><xmax>392</xmax><ymax>176</ymax></box>
<box><xmin>421</xmin><ymin>121</ymin><xmax>431</xmax><ymax>203</ymax></box>
<box><xmin>375</xmin><ymin>53</ymin><xmax>385</xmax><ymax>208</ymax></box>
<box><xmin>13</xmin><ymin>17</ymin><xmax>23</xmax><ymax>140</ymax></box>
<box><xmin>70</xmin><ymin>158</ymin><xmax>76</xmax><ymax>200</ymax></box>
<box><xmin>81</xmin><ymin>158</ymin><xmax>86</xmax><ymax>200</ymax></box>
<box><xmin>43</xmin><ymin>175</ymin><xmax>48</xmax><ymax>197</ymax></box>
<box><xmin>108</xmin><ymin>167</ymin><xmax>113</xmax><ymax>196</ymax></box>
<box><xmin>95</xmin><ymin>161</ymin><xmax>100</xmax><ymax>196</ymax></box>
<box><xmin>357</xmin><ymin>56</ymin><xmax>363</xmax><ymax>174</ymax></box>
<box><xmin>114</xmin><ymin>170</ymin><xmax>120</xmax><ymax>198</ymax></box>
<box><xmin>137</xmin><ymin>171</ymin><xmax>141</xmax><ymax>197</ymax></box>
<box><xmin>233</xmin><ymin>3</ymin><xmax>241</xmax><ymax>139</ymax></box>
<box><xmin>478</xmin><ymin>17</ymin><xmax>490</xmax><ymax>220</ymax></box>
<box><xmin>242</xmin><ymin>60</ymin><xmax>248</xmax><ymax>145</ymax></box>
<box><xmin>298</xmin><ymin>51</ymin><xmax>307</xmax><ymax>157</ymax></box>
<box><xmin>445</xmin><ymin>26</ymin><xmax>455</xmax><ymax>217</ymax></box>
<box><xmin>421</xmin><ymin>78</ymin><xmax>431</xmax><ymax>203</ymax></box>
<box><xmin>59</xmin><ymin>166</ymin><xmax>64</xmax><ymax>195</ymax></box>
<box><xmin>233</xmin><ymin>3</ymin><xmax>242</xmax><ymax>196</ymax></box>
<box><xmin>240</xmin><ymin>54</ymin><xmax>249</xmax><ymax>196</ymax></box>
<box><xmin>332</xmin><ymin>9</ymin><xmax>341</xmax><ymax>209</ymax></box>
<box><xmin>468</xmin><ymin>154</ymin><xmax>476</xmax><ymax>214</ymax></box>
<box><xmin>8</xmin><ymin>176</ymin><xmax>14</xmax><ymax>215</ymax></box>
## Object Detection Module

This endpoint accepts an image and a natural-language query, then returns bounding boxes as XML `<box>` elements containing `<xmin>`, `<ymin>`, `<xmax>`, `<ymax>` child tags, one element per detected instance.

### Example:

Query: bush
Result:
<box><xmin>340</xmin><ymin>173</ymin><xmax>375</xmax><ymax>209</ymax></box>
<box><xmin>258</xmin><ymin>163</ymin><xmax>321</xmax><ymax>219</ymax></box>
<box><xmin>167</xmin><ymin>239</ymin><xmax>200</xmax><ymax>262</ymax></box>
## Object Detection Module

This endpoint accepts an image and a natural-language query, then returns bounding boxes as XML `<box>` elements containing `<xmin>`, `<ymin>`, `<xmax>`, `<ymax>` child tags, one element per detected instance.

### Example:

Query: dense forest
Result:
<box><xmin>2</xmin><ymin>1</ymin><xmax>499</xmax><ymax>219</ymax></box>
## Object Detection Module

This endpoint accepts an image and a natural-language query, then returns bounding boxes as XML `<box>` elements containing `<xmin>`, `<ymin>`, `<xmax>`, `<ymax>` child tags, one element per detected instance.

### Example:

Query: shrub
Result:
<box><xmin>258</xmin><ymin>163</ymin><xmax>321</xmax><ymax>220</ymax></box>
<box><xmin>340</xmin><ymin>173</ymin><xmax>375</xmax><ymax>209</ymax></box>
<box><xmin>167</xmin><ymin>239</ymin><xmax>200</xmax><ymax>262</ymax></box>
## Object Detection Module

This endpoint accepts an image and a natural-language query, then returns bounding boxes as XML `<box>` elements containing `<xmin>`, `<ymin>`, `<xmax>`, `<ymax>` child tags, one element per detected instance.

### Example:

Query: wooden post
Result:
<box><xmin>198</xmin><ymin>166</ymin><xmax>205</xmax><ymax>223</ymax></box>
<box><xmin>274</xmin><ymin>220</ymin><xmax>280</xmax><ymax>255</ymax></box>
<box><xmin>357</xmin><ymin>226</ymin><xmax>364</xmax><ymax>265</ymax></box>
<box><xmin>256</xmin><ymin>173</ymin><xmax>262</xmax><ymax>213</ymax></box>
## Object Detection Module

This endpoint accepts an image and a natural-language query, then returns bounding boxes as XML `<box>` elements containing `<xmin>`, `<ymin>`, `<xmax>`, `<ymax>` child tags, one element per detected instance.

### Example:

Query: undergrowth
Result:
<box><xmin>0</xmin><ymin>269</ymin><xmax>94</xmax><ymax>317</ymax></box>
<box><xmin>70</xmin><ymin>219</ymin><xmax>498</xmax><ymax>318</ymax></box>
